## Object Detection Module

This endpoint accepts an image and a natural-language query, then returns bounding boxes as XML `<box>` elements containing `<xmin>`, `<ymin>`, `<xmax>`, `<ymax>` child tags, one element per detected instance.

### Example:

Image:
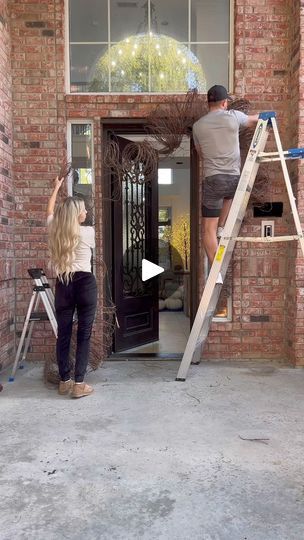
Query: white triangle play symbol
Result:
<box><xmin>142</xmin><ymin>258</ymin><xmax>164</xmax><ymax>281</ymax></box>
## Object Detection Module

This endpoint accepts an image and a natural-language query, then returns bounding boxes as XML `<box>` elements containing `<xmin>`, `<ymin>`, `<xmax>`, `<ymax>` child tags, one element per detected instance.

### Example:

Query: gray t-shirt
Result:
<box><xmin>192</xmin><ymin>109</ymin><xmax>248</xmax><ymax>177</ymax></box>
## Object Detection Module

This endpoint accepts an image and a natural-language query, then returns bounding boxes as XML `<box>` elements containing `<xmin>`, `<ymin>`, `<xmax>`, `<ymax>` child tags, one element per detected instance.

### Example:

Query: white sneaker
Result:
<box><xmin>216</xmin><ymin>272</ymin><xmax>223</xmax><ymax>285</ymax></box>
<box><xmin>217</xmin><ymin>226</ymin><xmax>224</xmax><ymax>238</ymax></box>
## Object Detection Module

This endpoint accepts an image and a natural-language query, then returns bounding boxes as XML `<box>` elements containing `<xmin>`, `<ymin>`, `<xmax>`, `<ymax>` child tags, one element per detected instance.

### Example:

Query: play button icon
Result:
<box><xmin>142</xmin><ymin>259</ymin><xmax>164</xmax><ymax>281</ymax></box>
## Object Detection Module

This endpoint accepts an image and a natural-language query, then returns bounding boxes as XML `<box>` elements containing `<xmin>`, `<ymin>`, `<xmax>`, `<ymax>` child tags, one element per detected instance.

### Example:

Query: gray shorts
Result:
<box><xmin>202</xmin><ymin>174</ymin><xmax>240</xmax><ymax>217</ymax></box>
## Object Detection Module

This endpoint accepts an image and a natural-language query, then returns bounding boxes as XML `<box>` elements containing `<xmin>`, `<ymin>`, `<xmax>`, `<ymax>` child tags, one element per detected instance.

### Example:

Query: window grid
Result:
<box><xmin>67</xmin><ymin>120</ymin><xmax>94</xmax><ymax>194</ymax></box>
<box><xmin>68</xmin><ymin>0</ymin><xmax>231</xmax><ymax>94</ymax></box>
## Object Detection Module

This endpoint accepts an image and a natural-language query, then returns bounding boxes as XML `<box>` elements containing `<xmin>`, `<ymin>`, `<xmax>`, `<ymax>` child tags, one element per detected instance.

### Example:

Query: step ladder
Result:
<box><xmin>176</xmin><ymin>111</ymin><xmax>304</xmax><ymax>381</ymax></box>
<box><xmin>9</xmin><ymin>268</ymin><xmax>58</xmax><ymax>381</ymax></box>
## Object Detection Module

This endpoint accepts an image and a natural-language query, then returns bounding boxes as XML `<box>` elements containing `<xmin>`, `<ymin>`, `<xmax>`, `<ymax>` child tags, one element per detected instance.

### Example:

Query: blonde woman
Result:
<box><xmin>47</xmin><ymin>176</ymin><xmax>97</xmax><ymax>398</ymax></box>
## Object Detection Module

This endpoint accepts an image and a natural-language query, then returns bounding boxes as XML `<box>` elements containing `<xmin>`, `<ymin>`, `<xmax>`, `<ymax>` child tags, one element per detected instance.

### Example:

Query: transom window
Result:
<box><xmin>68</xmin><ymin>122</ymin><xmax>94</xmax><ymax>224</ymax></box>
<box><xmin>68</xmin><ymin>0</ymin><xmax>231</xmax><ymax>94</ymax></box>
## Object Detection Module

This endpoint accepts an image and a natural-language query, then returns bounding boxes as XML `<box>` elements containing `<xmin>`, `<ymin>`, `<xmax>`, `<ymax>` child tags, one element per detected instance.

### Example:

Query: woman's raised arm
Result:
<box><xmin>47</xmin><ymin>176</ymin><xmax>65</xmax><ymax>217</ymax></box>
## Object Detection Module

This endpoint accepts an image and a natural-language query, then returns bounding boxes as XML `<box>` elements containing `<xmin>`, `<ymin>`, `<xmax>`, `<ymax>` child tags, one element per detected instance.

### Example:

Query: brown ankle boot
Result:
<box><xmin>58</xmin><ymin>379</ymin><xmax>74</xmax><ymax>395</ymax></box>
<box><xmin>71</xmin><ymin>382</ymin><xmax>94</xmax><ymax>399</ymax></box>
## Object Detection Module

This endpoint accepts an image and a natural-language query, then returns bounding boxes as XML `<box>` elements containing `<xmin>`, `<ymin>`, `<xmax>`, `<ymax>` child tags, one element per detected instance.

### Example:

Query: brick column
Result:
<box><xmin>0</xmin><ymin>0</ymin><xmax>14</xmax><ymax>370</ymax></box>
<box><xmin>285</xmin><ymin>0</ymin><xmax>304</xmax><ymax>365</ymax></box>
<box><xmin>10</xmin><ymin>0</ymin><xmax>66</xmax><ymax>360</ymax></box>
<box><xmin>222</xmin><ymin>0</ymin><xmax>292</xmax><ymax>361</ymax></box>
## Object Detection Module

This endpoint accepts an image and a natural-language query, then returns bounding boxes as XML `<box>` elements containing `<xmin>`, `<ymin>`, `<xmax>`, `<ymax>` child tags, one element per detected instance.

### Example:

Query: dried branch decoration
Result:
<box><xmin>146</xmin><ymin>89</ymin><xmax>206</xmax><ymax>155</ymax></box>
<box><xmin>122</xmin><ymin>140</ymin><xmax>158</xmax><ymax>183</ymax></box>
<box><xmin>103</xmin><ymin>137</ymin><xmax>158</xmax><ymax>188</ymax></box>
<box><xmin>103</xmin><ymin>93</ymin><xmax>271</xmax><ymax>207</ymax></box>
<box><xmin>58</xmin><ymin>159</ymin><xmax>73</xmax><ymax>180</ymax></box>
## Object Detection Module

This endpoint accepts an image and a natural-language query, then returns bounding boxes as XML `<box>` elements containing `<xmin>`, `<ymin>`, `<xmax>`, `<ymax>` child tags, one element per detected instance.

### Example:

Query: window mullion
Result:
<box><xmin>148</xmin><ymin>0</ymin><xmax>151</xmax><ymax>93</ymax></box>
<box><xmin>108</xmin><ymin>0</ymin><xmax>111</xmax><ymax>93</ymax></box>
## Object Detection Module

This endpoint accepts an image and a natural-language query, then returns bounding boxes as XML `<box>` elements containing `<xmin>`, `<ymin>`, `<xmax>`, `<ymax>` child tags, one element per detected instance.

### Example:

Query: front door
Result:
<box><xmin>112</xmin><ymin>135</ymin><xmax>159</xmax><ymax>351</ymax></box>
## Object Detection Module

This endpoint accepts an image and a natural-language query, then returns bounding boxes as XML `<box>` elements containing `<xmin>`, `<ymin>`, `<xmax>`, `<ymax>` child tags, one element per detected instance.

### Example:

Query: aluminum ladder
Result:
<box><xmin>176</xmin><ymin>111</ymin><xmax>304</xmax><ymax>381</ymax></box>
<box><xmin>9</xmin><ymin>268</ymin><xmax>58</xmax><ymax>381</ymax></box>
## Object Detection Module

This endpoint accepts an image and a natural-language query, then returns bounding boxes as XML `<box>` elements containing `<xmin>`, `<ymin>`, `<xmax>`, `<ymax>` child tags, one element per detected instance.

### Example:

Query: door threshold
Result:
<box><xmin>109</xmin><ymin>353</ymin><xmax>183</xmax><ymax>360</ymax></box>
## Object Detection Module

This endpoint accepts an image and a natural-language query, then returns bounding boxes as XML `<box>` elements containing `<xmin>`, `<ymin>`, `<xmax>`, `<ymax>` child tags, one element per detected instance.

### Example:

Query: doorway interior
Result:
<box><xmin>122</xmin><ymin>135</ymin><xmax>191</xmax><ymax>355</ymax></box>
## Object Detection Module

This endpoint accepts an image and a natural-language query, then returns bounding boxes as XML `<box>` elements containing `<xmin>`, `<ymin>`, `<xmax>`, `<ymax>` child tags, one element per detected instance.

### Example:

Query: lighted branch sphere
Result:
<box><xmin>90</xmin><ymin>34</ymin><xmax>206</xmax><ymax>93</ymax></box>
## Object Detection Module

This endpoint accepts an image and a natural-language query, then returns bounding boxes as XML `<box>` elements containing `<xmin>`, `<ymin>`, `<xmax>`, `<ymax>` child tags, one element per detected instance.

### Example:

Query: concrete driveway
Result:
<box><xmin>0</xmin><ymin>360</ymin><xmax>304</xmax><ymax>540</ymax></box>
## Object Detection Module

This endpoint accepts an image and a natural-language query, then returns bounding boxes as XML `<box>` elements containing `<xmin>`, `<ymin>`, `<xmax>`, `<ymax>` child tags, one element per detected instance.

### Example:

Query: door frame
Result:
<box><xmin>101</xmin><ymin>119</ymin><xmax>200</xmax><ymax>354</ymax></box>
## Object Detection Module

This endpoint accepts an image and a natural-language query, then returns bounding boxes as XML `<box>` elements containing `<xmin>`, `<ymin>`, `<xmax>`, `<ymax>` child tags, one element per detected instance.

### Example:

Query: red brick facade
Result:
<box><xmin>0</xmin><ymin>0</ymin><xmax>14</xmax><ymax>370</ymax></box>
<box><xmin>1</xmin><ymin>0</ymin><xmax>304</xmax><ymax>369</ymax></box>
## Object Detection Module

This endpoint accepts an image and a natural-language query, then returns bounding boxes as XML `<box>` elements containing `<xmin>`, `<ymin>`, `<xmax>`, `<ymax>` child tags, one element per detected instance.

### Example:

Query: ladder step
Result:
<box><xmin>235</xmin><ymin>235</ymin><xmax>301</xmax><ymax>243</ymax></box>
<box><xmin>258</xmin><ymin>147</ymin><xmax>304</xmax><ymax>163</ymax></box>
<box><xmin>29</xmin><ymin>312</ymin><xmax>50</xmax><ymax>321</ymax></box>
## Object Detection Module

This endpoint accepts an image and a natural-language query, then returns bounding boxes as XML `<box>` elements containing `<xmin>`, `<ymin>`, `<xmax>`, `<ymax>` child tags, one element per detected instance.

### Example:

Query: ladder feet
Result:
<box><xmin>175</xmin><ymin>377</ymin><xmax>186</xmax><ymax>382</ymax></box>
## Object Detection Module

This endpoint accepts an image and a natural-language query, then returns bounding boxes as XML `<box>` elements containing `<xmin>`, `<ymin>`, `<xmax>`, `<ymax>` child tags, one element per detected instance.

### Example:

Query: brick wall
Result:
<box><xmin>9</xmin><ymin>0</ymin><xmax>66</xmax><ymax>359</ymax></box>
<box><xmin>204</xmin><ymin>0</ymin><xmax>294</xmax><ymax>360</ymax></box>
<box><xmin>5</xmin><ymin>0</ymin><xmax>304</xmax><ymax>365</ymax></box>
<box><xmin>285</xmin><ymin>0</ymin><xmax>304</xmax><ymax>365</ymax></box>
<box><xmin>0</xmin><ymin>0</ymin><xmax>15</xmax><ymax>370</ymax></box>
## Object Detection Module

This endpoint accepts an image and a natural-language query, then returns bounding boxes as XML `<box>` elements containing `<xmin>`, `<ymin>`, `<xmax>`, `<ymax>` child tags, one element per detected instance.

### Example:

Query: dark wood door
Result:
<box><xmin>190</xmin><ymin>136</ymin><xmax>200</xmax><ymax>326</ymax></box>
<box><xmin>112</xmin><ymin>135</ymin><xmax>159</xmax><ymax>351</ymax></box>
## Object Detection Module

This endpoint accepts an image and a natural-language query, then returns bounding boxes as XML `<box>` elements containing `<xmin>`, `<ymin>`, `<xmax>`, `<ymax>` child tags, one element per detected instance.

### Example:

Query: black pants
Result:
<box><xmin>55</xmin><ymin>272</ymin><xmax>97</xmax><ymax>383</ymax></box>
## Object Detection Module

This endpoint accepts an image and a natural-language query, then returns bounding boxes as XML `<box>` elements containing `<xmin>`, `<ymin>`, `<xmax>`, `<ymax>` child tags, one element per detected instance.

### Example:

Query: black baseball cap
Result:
<box><xmin>207</xmin><ymin>85</ymin><xmax>231</xmax><ymax>103</ymax></box>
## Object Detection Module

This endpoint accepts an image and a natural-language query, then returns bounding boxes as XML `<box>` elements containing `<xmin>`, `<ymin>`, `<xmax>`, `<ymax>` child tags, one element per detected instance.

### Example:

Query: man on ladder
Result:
<box><xmin>177</xmin><ymin>94</ymin><xmax>304</xmax><ymax>381</ymax></box>
<box><xmin>192</xmin><ymin>84</ymin><xmax>259</xmax><ymax>282</ymax></box>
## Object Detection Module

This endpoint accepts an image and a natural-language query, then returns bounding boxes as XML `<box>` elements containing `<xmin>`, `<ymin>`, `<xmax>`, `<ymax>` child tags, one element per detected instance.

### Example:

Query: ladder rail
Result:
<box><xmin>10</xmin><ymin>291</ymin><xmax>38</xmax><ymax>379</ymax></box>
<box><xmin>271</xmin><ymin>117</ymin><xmax>304</xmax><ymax>258</ymax></box>
<box><xmin>20</xmin><ymin>293</ymin><xmax>41</xmax><ymax>366</ymax></box>
<box><xmin>40</xmin><ymin>271</ymin><xmax>55</xmax><ymax>310</ymax></box>
<box><xmin>32</xmin><ymin>276</ymin><xmax>58</xmax><ymax>337</ymax></box>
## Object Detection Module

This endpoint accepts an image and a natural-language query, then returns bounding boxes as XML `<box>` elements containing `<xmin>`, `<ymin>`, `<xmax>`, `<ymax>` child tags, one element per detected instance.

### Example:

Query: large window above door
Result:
<box><xmin>68</xmin><ymin>0</ymin><xmax>232</xmax><ymax>94</ymax></box>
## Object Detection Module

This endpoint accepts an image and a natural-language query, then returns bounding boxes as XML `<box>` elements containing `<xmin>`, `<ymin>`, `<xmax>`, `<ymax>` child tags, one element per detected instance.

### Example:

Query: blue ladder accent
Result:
<box><xmin>259</xmin><ymin>111</ymin><xmax>276</xmax><ymax>120</ymax></box>
<box><xmin>287</xmin><ymin>148</ymin><xmax>304</xmax><ymax>159</ymax></box>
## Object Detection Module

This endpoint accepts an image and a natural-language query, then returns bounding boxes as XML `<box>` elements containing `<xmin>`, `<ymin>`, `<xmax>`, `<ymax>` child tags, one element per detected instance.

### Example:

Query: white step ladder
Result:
<box><xmin>9</xmin><ymin>268</ymin><xmax>58</xmax><ymax>381</ymax></box>
<box><xmin>176</xmin><ymin>111</ymin><xmax>304</xmax><ymax>381</ymax></box>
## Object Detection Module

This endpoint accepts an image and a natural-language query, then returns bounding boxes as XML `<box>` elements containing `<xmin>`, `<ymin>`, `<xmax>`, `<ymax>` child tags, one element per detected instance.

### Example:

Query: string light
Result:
<box><xmin>93</xmin><ymin>33</ymin><xmax>206</xmax><ymax>92</ymax></box>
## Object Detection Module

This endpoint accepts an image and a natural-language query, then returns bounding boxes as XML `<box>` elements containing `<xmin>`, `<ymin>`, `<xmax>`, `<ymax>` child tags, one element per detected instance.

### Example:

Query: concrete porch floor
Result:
<box><xmin>1</xmin><ymin>360</ymin><xmax>304</xmax><ymax>540</ymax></box>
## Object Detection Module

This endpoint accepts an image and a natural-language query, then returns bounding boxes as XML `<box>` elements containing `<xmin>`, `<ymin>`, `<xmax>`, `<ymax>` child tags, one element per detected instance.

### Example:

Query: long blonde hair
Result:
<box><xmin>48</xmin><ymin>197</ymin><xmax>84</xmax><ymax>283</ymax></box>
